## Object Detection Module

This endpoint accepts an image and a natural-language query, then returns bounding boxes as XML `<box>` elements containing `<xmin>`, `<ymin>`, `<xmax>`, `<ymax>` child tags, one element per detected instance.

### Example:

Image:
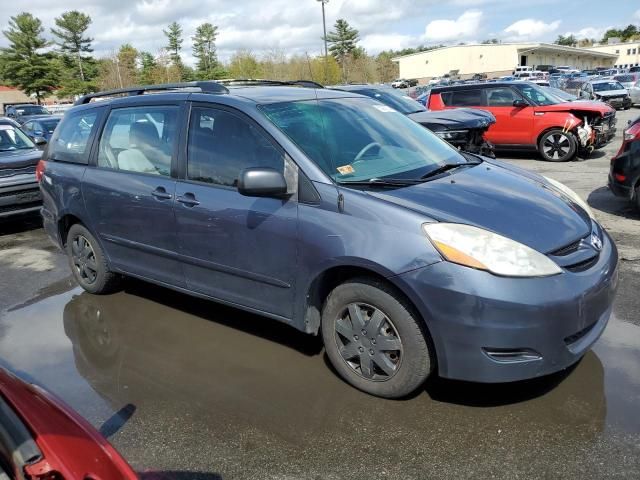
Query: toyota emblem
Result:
<box><xmin>591</xmin><ymin>234</ymin><xmax>603</xmax><ymax>251</ymax></box>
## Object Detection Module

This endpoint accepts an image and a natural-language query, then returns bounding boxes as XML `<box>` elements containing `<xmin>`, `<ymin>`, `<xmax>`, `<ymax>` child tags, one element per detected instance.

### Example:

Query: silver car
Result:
<box><xmin>629</xmin><ymin>80</ymin><xmax>640</xmax><ymax>106</ymax></box>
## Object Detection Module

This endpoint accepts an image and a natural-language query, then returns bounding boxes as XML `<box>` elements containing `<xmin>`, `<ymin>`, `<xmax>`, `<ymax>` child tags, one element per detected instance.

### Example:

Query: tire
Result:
<box><xmin>538</xmin><ymin>128</ymin><xmax>577</xmax><ymax>162</ymax></box>
<box><xmin>321</xmin><ymin>277</ymin><xmax>433</xmax><ymax>398</ymax></box>
<box><xmin>66</xmin><ymin>224</ymin><xmax>120</xmax><ymax>294</ymax></box>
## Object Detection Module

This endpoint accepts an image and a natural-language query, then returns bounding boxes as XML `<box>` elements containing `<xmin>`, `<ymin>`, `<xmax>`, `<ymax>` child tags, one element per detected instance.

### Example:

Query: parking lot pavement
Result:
<box><xmin>0</xmin><ymin>109</ymin><xmax>639</xmax><ymax>479</ymax></box>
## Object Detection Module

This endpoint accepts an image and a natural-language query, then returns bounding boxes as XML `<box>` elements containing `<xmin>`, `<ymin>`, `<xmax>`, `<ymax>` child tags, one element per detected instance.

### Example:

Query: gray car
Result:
<box><xmin>0</xmin><ymin>119</ymin><xmax>43</xmax><ymax>218</ymax></box>
<box><xmin>629</xmin><ymin>79</ymin><xmax>640</xmax><ymax>106</ymax></box>
<box><xmin>578</xmin><ymin>80</ymin><xmax>632</xmax><ymax>109</ymax></box>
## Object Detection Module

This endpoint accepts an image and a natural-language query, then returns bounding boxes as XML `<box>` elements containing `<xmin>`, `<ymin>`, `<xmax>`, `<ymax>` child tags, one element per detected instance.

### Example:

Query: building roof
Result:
<box><xmin>392</xmin><ymin>43</ymin><xmax>617</xmax><ymax>61</ymax></box>
<box><xmin>588</xmin><ymin>41</ymin><xmax>640</xmax><ymax>50</ymax></box>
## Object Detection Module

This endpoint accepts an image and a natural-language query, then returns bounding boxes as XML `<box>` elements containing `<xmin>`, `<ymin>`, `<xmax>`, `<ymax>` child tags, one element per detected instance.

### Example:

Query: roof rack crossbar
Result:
<box><xmin>74</xmin><ymin>81</ymin><xmax>229</xmax><ymax>105</ymax></box>
<box><xmin>215</xmin><ymin>79</ymin><xmax>324</xmax><ymax>88</ymax></box>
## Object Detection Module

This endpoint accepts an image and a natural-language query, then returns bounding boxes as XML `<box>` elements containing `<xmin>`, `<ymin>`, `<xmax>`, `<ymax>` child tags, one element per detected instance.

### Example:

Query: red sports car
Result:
<box><xmin>427</xmin><ymin>81</ymin><xmax>616</xmax><ymax>161</ymax></box>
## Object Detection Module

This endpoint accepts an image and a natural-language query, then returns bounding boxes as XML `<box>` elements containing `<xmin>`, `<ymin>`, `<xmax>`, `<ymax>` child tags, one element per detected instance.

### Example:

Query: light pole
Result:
<box><xmin>317</xmin><ymin>0</ymin><xmax>329</xmax><ymax>83</ymax></box>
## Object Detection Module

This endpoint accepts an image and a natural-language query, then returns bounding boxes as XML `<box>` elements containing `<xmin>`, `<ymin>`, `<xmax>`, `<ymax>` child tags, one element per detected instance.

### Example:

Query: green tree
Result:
<box><xmin>0</xmin><ymin>13</ymin><xmax>58</xmax><ymax>103</ymax></box>
<box><xmin>554</xmin><ymin>34</ymin><xmax>577</xmax><ymax>46</ymax></box>
<box><xmin>482</xmin><ymin>38</ymin><xmax>499</xmax><ymax>44</ymax></box>
<box><xmin>228</xmin><ymin>50</ymin><xmax>262</xmax><ymax>78</ymax></box>
<box><xmin>51</xmin><ymin>11</ymin><xmax>93</xmax><ymax>82</ymax></box>
<box><xmin>138</xmin><ymin>51</ymin><xmax>157</xmax><ymax>84</ymax></box>
<box><xmin>192</xmin><ymin>22</ymin><xmax>225</xmax><ymax>79</ymax></box>
<box><xmin>326</xmin><ymin>18</ymin><xmax>359</xmax><ymax>82</ymax></box>
<box><xmin>163</xmin><ymin>21</ymin><xmax>183</xmax><ymax>67</ymax></box>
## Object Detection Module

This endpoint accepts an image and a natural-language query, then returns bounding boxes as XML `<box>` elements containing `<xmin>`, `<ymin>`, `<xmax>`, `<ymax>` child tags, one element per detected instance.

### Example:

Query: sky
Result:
<box><xmin>0</xmin><ymin>0</ymin><xmax>639</xmax><ymax>65</ymax></box>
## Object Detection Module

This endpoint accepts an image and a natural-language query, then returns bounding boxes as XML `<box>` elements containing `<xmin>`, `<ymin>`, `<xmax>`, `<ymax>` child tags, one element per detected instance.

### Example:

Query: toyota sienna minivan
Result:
<box><xmin>38</xmin><ymin>81</ymin><xmax>619</xmax><ymax>398</ymax></box>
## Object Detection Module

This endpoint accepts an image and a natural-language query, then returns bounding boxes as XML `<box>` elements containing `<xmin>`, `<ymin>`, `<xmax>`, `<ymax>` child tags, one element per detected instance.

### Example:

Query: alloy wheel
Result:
<box><xmin>543</xmin><ymin>132</ymin><xmax>572</xmax><ymax>160</ymax></box>
<box><xmin>71</xmin><ymin>235</ymin><xmax>98</xmax><ymax>285</ymax></box>
<box><xmin>334</xmin><ymin>303</ymin><xmax>403</xmax><ymax>381</ymax></box>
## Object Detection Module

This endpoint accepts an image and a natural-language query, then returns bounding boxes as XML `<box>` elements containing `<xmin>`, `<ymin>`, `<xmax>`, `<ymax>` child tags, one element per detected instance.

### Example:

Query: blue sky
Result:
<box><xmin>0</xmin><ymin>0</ymin><xmax>638</xmax><ymax>63</ymax></box>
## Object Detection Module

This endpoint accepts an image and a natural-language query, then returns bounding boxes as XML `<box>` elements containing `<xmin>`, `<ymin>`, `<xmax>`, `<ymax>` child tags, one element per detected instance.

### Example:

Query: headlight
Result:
<box><xmin>624</xmin><ymin>130</ymin><xmax>635</xmax><ymax>141</ymax></box>
<box><xmin>543</xmin><ymin>176</ymin><xmax>595</xmax><ymax>219</ymax></box>
<box><xmin>423</xmin><ymin>223</ymin><xmax>562</xmax><ymax>277</ymax></box>
<box><xmin>433</xmin><ymin>130</ymin><xmax>467</xmax><ymax>140</ymax></box>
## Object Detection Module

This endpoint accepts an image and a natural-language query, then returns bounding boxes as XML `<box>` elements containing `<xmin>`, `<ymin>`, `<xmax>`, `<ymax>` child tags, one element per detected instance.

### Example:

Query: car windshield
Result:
<box><xmin>15</xmin><ymin>105</ymin><xmax>50</xmax><ymax>115</ymax></box>
<box><xmin>593</xmin><ymin>81</ymin><xmax>624</xmax><ymax>92</ymax></box>
<box><xmin>260</xmin><ymin>97</ymin><xmax>467</xmax><ymax>183</ymax></box>
<box><xmin>349</xmin><ymin>87</ymin><xmax>426</xmax><ymax>114</ymax></box>
<box><xmin>40</xmin><ymin>119</ymin><xmax>60</xmax><ymax>133</ymax></box>
<box><xmin>0</xmin><ymin>125</ymin><xmax>35</xmax><ymax>151</ymax></box>
<box><xmin>512</xmin><ymin>83</ymin><xmax>559</xmax><ymax>106</ymax></box>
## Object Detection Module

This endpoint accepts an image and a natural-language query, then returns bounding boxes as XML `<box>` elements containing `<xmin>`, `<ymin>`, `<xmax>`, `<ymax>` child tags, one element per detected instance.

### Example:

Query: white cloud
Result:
<box><xmin>360</xmin><ymin>33</ymin><xmax>417</xmax><ymax>53</ymax></box>
<box><xmin>423</xmin><ymin>10</ymin><xmax>483</xmax><ymax>42</ymax></box>
<box><xmin>634</xmin><ymin>9</ymin><xmax>640</xmax><ymax>21</ymax></box>
<box><xmin>503</xmin><ymin>18</ymin><xmax>561</xmax><ymax>41</ymax></box>
<box><xmin>564</xmin><ymin>26</ymin><xmax>609</xmax><ymax>41</ymax></box>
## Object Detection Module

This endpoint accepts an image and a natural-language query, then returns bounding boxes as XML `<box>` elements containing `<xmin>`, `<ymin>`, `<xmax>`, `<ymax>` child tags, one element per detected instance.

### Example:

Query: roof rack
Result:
<box><xmin>74</xmin><ymin>81</ymin><xmax>229</xmax><ymax>106</ymax></box>
<box><xmin>215</xmin><ymin>79</ymin><xmax>324</xmax><ymax>89</ymax></box>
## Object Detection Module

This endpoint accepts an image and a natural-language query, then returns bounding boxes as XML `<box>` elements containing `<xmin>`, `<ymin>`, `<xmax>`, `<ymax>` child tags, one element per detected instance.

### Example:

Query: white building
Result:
<box><xmin>587</xmin><ymin>41</ymin><xmax>640</xmax><ymax>69</ymax></box>
<box><xmin>392</xmin><ymin>43</ymin><xmax>617</xmax><ymax>82</ymax></box>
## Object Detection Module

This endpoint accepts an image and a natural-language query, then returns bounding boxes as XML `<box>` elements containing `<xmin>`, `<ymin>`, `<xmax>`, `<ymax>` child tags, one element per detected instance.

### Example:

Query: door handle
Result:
<box><xmin>176</xmin><ymin>193</ymin><xmax>200</xmax><ymax>207</ymax></box>
<box><xmin>151</xmin><ymin>187</ymin><xmax>172</xmax><ymax>200</ymax></box>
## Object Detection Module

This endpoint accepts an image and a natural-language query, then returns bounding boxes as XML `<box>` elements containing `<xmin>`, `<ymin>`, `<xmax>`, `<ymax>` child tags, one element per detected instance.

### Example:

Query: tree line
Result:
<box><xmin>0</xmin><ymin>13</ymin><xmax>403</xmax><ymax>102</ymax></box>
<box><xmin>555</xmin><ymin>24</ymin><xmax>640</xmax><ymax>47</ymax></box>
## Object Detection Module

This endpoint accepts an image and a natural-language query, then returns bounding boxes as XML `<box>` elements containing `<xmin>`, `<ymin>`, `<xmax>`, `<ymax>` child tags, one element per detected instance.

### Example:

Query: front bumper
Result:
<box><xmin>393</xmin><ymin>229</ymin><xmax>619</xmax><ymax>383</ymax></box>
<box><xmin>0</xmin><ymin>176</ymin><xmax>42</xmax><ymax>218</ymax></box>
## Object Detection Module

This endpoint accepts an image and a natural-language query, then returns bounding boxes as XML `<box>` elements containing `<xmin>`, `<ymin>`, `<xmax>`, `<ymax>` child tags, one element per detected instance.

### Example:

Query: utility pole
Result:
<box><xmin>317</xmin><ymin>0</ymin><xmax>329</xmax><ymax>83</ymax></box>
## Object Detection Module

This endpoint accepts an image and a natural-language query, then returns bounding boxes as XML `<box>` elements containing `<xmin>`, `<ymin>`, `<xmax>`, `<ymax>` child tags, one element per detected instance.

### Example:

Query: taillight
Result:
<box><xmin>614</xmin><ymin>173</ymin><xmax>626</xmax><ymax>182</ymax></box>
<box><xmin>35</xmin><ymin>160</ymin><xmax>45</xmax><ymax>182</ymax></box>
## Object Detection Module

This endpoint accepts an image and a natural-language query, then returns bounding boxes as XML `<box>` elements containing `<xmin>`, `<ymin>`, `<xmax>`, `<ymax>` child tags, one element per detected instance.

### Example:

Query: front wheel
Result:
<box><xmin>321</xmin><ymin>278</ymin><xmax>433</xmax><ymax>398</ymax></box>
<box><xmin>538</xmin><ymin>129</ymin><xmax>577</xmax><ymax>162</ymax></box>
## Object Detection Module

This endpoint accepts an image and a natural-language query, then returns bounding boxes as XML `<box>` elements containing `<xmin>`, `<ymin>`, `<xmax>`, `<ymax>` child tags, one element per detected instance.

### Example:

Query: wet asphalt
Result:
<box><xmin>0</xmin><ymin>109</ymin><xmax>639</xmax><ymax>479</ymax></box>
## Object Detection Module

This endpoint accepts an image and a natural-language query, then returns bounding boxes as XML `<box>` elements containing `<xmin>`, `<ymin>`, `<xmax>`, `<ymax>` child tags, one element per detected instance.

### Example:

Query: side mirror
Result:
<box><xmin>238</xmin><ymin>168</ymin><xmax>288</xmax><ymax>198</ymax></box>
<box><xmin>33</xmin><ymin>136</ymin><xmax>47</xmax><ymax>146</ymax></box>
<box><xmin>512</xmin><ymin>99</ymin><xmax>528</xmax><ymax>107</ymax></box>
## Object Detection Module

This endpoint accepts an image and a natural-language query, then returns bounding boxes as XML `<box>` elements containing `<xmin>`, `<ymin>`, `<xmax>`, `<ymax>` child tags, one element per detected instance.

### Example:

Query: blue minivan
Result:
<box><xmin>39</xmin><ymin>81</ymin><xmax>618</xmax><ymax>398</ymax></box>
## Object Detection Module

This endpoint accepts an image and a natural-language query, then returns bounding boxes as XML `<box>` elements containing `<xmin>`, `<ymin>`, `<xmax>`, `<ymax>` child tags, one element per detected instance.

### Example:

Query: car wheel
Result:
<box><xmin>321</xmin><ymin>277</ymin><xmax>433</xmax><ymax>398</ymax></box>
<box><xmin>66</xmin><ymin>224</ymin><xmax>121</xmax><ymax>294</ymax></box>
<box><xmin>538</xmin><ymin>129</ymin><xmax>577</xmax><ymax>162</ymax></box>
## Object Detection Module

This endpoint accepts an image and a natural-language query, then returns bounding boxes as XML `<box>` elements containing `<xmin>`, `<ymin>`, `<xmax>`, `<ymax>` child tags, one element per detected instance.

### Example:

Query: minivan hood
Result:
<box><xmin>0</xmin><ymin>149</ymin><xmax>42</xmax><ymax>170</ymax></box>
<box><xmin>366</xmin><ymin>162</ymin><xmax>592</xmax><ymax>253</ymax></box>
<box><xmin>407</xmin><ymin>108</ymin><xmax>495</xmax><ymax>130</ymax></box>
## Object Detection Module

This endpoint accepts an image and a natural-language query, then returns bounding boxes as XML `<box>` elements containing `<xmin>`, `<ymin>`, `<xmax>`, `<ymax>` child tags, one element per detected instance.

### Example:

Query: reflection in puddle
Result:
<box><xmin>0</xmin><ymin>282</ymin><xmax>639</xmax><ymax>477</ymax></box>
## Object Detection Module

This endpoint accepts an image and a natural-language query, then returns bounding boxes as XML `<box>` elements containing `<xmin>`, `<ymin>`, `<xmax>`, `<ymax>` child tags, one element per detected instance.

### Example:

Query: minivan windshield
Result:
<box><xmin>260</xmin><ymin>97</ymin><xmax>467</xmax><ymax>183</ymax></box>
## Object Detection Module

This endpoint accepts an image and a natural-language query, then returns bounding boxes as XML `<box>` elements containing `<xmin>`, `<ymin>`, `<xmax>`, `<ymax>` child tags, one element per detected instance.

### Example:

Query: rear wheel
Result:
<box><xmin>66</xmin><ymin>224</ymin><xmax>120</xmax><ymax>294</ymax></box>
<box><xmin>321</xmin><ymin>277</ymin><xmax>433</xmax><ymax>398</ymax></box>
<box><xmin>538</xmin><ymin>129</ymin><xmax>577</xmax><ymax>162</ymax></box>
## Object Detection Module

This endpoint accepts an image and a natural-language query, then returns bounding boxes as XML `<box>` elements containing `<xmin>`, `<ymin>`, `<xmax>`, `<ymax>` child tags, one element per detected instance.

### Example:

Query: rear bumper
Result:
<box><xmin>393</xmin><ymin>229</ymin><xmax>619</xmax><ymax>383</ymax></box>
<box><xmin>0</xmin><ymin>178</ymin><xmax>41</xmax><ymax>218</ymax></box>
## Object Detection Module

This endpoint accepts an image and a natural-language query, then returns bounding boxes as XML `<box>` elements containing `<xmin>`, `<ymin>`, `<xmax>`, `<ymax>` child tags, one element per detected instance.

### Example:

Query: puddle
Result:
<box><xmin>0</xmin><ymin>280</ymin><xmax>639</xmax><ymax>478</ymax></box>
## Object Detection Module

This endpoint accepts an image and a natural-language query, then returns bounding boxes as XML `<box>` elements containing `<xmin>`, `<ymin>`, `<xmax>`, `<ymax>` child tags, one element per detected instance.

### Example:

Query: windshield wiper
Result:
<box><xmin>337</xmin><ymin>178</ymin><xmax>423</xmax><ymax>187</ymax></box>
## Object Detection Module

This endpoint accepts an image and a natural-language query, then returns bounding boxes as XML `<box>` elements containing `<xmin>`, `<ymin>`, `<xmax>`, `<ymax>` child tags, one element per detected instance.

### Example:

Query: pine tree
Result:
<box><xmin>192</xmin><ymin>23</ymin><xmax>224</xmax><ymax>80</ymax></box>
<box><xmin>0</xmin><ymin>13</ymin><xmax>58</xmax><ymax>103</ymax></box>
<box><xmin>163</xmin><ymin>22</ymin><xmax>183</xmax><ymax>67</ymax></box>
<box><xmin>51</xmin><ymin>10</ymin><xmax>93</xmax><ymax>82</ymax></box>
<box><xmin>326</xmin><ymin>19</ymin><xmax>359</xmax><ymax>82</ymax></box>
<box><xmin>138</xmin><ymin>51</ymin><xmax>157</xmax><ymax>85</ymax></box>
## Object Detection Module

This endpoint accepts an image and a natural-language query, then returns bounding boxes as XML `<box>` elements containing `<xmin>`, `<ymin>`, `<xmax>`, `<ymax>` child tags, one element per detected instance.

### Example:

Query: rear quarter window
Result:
<box><xmin>47</xmin><ymin>108</ymin><xmax>103</xmax><ymax>164</ymax></box>
<box><xmin>441</xmin><ymin>89</ymin><xmax>483</xmax><ymax>107</ymax></box>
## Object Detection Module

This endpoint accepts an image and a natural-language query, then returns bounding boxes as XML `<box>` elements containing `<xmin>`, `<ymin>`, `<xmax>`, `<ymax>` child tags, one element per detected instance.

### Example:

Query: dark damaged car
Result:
<box><xmin>0</xmin><ymin>119</ymin><xmax>43</xmax><ymax>218</ymax></box>
<box><xmin>609</xmin><ymin>114</ymin><xmax>640</xmax><ymax>209</ymax></box>
<box><xmin>330</xmin><ymin>84</ymin><xmax>496</xmax><ymax>157</ymax></box>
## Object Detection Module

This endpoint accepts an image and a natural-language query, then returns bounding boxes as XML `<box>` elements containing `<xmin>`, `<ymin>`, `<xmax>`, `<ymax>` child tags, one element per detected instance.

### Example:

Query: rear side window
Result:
<box><xmin>441</xmin><ymin>89</ymin><xmax>482</xmax><ymax>107</ymax></box>
<box><xmin>187</xmin><ymin>107</ymin><xmax>284</xmax><ymax>187</ymax></box>
<box><xmin>48</xmin><ymin>110</ymin><xmax>100</xmax><ymax>164</ymax></box>
<box><xmin>97</xmin><ymin>106</ymin><xmax>178</xmax><ymax>177</ymax></box>
<box><xmin>486</xmin><ymin>87</ymin><xmax>519</xmax><ymax>106</ymax></box>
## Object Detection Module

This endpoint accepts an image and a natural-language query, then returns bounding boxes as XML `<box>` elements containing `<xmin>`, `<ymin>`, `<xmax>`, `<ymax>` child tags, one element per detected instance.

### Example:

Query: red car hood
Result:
<box><xmin>0</xmin><ymin>369</ymin><xmax>138</xmax><ymax>479</ymax></box>
<box><xmin>535</xmin><ymin>101</ymin><xmax>614</xmax><ymax>116</ymax></box>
